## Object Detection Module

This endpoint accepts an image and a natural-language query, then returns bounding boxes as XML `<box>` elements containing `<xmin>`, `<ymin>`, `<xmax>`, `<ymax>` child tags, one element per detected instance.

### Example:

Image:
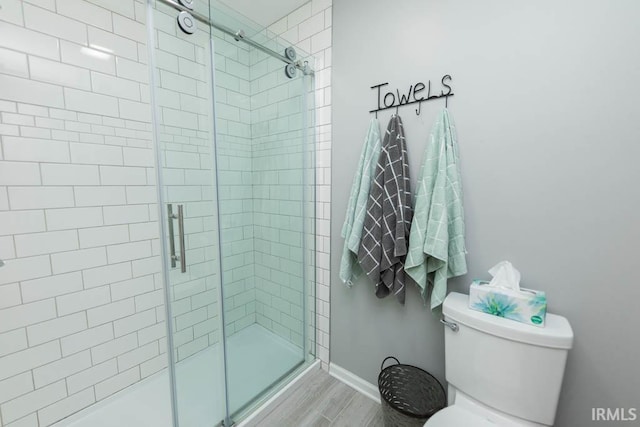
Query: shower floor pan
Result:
<box><xmin>54</xmin><ymin>324</ymin><xmax>302</xmax><ymax>427</ymax></box>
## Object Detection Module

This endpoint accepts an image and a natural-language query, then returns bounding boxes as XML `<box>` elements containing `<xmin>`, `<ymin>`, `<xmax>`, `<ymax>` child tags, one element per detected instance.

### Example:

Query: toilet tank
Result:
<box><xmin>443</xmin><ymin>293</ymin><xmax>573</xmax><ymax>426</ymax></box>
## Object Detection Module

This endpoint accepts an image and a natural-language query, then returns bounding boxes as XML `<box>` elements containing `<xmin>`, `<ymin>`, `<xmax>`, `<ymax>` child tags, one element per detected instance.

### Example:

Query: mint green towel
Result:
<box><xmin>405</xmin><ymin>109</ymin><xmax>467</xmax><ymax>309</ymax></box>
<box><xmin>340</xmin><ymin>118</ymin><xmax>382</xmax><ymax>285</ymax></box>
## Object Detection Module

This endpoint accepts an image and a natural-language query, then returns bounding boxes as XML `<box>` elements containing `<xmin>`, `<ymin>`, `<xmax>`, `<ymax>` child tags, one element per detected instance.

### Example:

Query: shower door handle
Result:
<box><xmin>167</xmin><ymin>204</ymin><xmax>187</xmax><ymax>273</ymax></box>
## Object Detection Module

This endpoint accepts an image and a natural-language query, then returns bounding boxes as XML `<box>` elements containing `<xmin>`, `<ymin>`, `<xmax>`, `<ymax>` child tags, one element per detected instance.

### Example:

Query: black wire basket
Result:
<box><xmin>378</xmin><ymin>356</ymin><xmax>446</xmax><ymax>427</ymax></box>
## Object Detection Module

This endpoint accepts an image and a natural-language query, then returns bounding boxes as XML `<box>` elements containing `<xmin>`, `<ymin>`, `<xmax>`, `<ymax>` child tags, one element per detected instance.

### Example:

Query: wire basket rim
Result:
<box><xmin>378</xmin><ymin>359</ymin><xmax>446</xmax><ymax>419</ymax></box>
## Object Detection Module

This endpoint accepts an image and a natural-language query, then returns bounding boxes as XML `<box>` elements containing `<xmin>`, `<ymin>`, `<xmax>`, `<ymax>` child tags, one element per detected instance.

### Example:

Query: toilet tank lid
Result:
<box><xmin>443</xmin><ymin>293</ymin><xmax>574</xmax><ymax>349</ymax></box>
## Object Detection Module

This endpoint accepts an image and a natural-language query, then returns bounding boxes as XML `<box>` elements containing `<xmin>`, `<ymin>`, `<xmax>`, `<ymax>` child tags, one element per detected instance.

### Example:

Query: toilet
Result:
<box><xmin>426</xmin><ymin>292</ymin><xmax>573</xmax><ymax>427</ymax></box>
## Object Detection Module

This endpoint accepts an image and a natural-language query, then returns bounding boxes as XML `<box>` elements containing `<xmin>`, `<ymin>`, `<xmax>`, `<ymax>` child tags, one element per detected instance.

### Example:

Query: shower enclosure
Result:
<box><xmin>148</xmin><ymin>0</ymin><xmax>316</xmax><ymax>425</ymax></box>
<box><xmin>0</xmin><ymin>0</ymin><xmax>316</xmax><ymax>424</ymax></box>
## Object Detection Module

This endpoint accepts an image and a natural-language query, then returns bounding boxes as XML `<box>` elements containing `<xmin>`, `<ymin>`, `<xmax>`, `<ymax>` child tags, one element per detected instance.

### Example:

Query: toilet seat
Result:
<box><xmin>425</xmin><ymin>406</ymin><xmax>497</xmax><ymax>427</ymax></box>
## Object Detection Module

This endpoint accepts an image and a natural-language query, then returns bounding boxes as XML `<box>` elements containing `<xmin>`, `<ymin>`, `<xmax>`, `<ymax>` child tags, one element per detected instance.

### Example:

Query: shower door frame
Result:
<box><xmin>206</xmin><ymin>33</ymin><xmax>232</xmax><ymax>427</ymax></box>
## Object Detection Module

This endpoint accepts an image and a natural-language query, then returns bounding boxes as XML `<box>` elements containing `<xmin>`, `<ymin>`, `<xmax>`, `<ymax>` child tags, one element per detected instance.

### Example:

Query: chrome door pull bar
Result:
<box><xmin>168</xmin><ymin>204</ymin><xmax>177</xmax><ymax>268</ymax></box>
<box><xmin>167</xmin><ymin>204</ymin><xmax>187</xmax><ymax>273</ymax></box>
<box><xmin>176</xmin><ymin>204</ymin><xmax>186</xmax><ymax>273</ymax></box>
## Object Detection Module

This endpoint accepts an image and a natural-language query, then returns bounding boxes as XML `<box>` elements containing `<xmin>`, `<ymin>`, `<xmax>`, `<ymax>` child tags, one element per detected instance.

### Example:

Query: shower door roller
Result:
<box><xmin>177</xmin><ymin>11</ymin><xmax>197</xmax><ymax>34</ymax></box>
<box><xmin>284</xmin><ymin>46</ymin><xmax>297</xmax><ymax>61</ymax></box>
<box><xmin>167</xmin><ymin>204</ymin><xmax>187</xmax><ymax>273</ymax></box>
<box><xmin>285</xmin><ymin>63</ymin><xmax>297</xmax><ymax>79</ymax></box>
<box><xmin>178</xmin><ymin>0</ymin><xmax>194</xmax><ymax>9</ymax></box>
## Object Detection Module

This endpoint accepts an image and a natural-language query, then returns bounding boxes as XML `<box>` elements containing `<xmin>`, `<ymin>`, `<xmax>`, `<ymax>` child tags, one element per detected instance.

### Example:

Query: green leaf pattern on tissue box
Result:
<box><xmin>472</xmin><ymin>293</ymin><xmax>523</xmax><ymax>321</ymax></box>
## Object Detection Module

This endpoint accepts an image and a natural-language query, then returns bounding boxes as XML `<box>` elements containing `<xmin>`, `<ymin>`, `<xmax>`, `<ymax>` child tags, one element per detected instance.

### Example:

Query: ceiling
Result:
<box><xmin>217</xmin><ymin>0</ymin><xmax>309</xmax><ymax>27</ymax></box>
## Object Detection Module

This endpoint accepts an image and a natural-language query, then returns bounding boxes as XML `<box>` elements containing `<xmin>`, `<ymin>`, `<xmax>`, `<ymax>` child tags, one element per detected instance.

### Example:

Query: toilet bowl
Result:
<box><xmin>427</xmin><ymin>406</ymin><xmax>495</xmax><ymax>427</ymax></box>
<box><xmin>425</xmin><ymin>387</ymin><xmax>548</xmax><ymax>427</ymax></box>
<box><xmin>425</xmin><ymin>293</ymin><xmax>573</xmax><ymax>427</ymax></box>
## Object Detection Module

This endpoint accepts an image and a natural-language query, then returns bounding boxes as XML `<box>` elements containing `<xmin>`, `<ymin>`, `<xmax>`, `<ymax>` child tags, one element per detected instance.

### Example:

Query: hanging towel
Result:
<box><xmin>405</xmin><ymin>108</ymin><xmax>467</xmax><ymax>310</ymax></box>
<box><xmin>358</xmin><ymin>114</ymin><xmax>412</xmax><ymax>304</ymax></box>
<box><xmin>340</xmin><ymin>118</ymin><xmax>382</xmax><ymax>286</ymax></box>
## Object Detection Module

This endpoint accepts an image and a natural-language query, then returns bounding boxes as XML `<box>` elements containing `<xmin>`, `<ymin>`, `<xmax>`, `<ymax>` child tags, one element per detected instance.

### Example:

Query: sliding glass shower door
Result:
<box><xmin>216</xmin><ymin>26</ymin><xmax>315</xmax><ymax>416</ymax></box>
<box><xmin>148</xmin><ymin>1</ymin><xmax>227</xmax><ymax>426</ymax></box>
<box><xmin>147</xmin><ymin>0</ymin><xmax>315</xmax><ymax>425</ymax></box>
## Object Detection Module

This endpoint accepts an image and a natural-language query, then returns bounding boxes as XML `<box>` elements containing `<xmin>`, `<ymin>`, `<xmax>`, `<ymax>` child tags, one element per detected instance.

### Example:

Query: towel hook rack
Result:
<box><xmin>369</xmin><ymin>75</ymin><xmax>454</xmax><ymax>116</ymax></box>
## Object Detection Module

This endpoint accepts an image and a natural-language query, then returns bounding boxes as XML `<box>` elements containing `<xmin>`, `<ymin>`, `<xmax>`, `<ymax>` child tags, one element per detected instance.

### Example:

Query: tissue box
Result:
<box><xmin>468</xmin><ymin>280</ymin><xmax>547</xmax><ymax>327</ymax></box>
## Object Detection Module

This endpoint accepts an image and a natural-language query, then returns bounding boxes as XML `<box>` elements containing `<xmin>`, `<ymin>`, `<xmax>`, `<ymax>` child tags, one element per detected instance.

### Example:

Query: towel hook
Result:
<box><xmin>415</xmin><ymin>100</ymin><xmax>422</xmax><ymax>116</ymax></box>
<box><xmin>395</xmin><ymin>105</ymin><xmax>400</xmax><ymax>116</ymax></box>
<box><xmin>445</xmin><ymin>94</ymin><xmax>449</xmax><ymax>109</ymax></box>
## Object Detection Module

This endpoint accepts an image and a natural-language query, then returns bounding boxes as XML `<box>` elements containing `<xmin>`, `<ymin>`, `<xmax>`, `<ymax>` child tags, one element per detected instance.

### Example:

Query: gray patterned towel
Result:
<box><xmin>358</xmin><ymin>114</ymin><xmax>412</xmax><ymax>304</ymax></box>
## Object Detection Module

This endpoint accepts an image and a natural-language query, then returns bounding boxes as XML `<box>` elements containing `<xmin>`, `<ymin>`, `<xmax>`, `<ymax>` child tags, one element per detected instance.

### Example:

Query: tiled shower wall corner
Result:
<box><xmin>215</xmin><ymin>29</ymin><xmax>311</xmax><ymax>345</ymax></box>
<box><xmin>267</xmin><ymin>0</ymin><xmax>332</xmax><ymax>368</ymax></box>
<box><xmin>218</xmin><ymin>0</ymin><xmax>332</xmax><ymax>354</ymax></box>
<box><xmin>249</xmin><ymin>48</ymin><xmax>308</xmax><ymax>348</ymax></box>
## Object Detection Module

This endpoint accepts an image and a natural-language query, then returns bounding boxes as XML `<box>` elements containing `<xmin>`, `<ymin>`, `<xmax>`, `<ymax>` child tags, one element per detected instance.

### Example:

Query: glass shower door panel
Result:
<box><xmin>148</xmin><ymin>1</ymin><xmax>225</xmax><ymax>426</ymax></box>
<box><xmin>214</xmin><ymin>35</ymin><xmax>313</xmax><ymax>414</ymax></box>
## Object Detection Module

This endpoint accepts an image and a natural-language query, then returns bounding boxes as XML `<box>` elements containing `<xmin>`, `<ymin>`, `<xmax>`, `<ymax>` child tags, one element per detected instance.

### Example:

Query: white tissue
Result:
<box><xmin>487</xmin><ymin>261</ymin><xmax>521</xmax><ymax>291</ymax></box>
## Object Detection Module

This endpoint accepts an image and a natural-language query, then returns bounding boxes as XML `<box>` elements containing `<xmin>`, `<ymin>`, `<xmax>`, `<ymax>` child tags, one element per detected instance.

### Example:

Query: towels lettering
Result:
<box><xmin>370</xmin><ymin>75</ymin><xmax>453</xmax><ymax>113</ymax></box>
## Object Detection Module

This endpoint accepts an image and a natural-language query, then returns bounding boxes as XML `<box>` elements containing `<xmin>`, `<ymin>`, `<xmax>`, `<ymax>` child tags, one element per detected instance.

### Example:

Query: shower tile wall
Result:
<box><xmin>249</xmin><ymin>50</ymin><xmax>307</xmax><ymax>347</ymax></box>
<box><xmin>266</xmin><ymin>0</ymin><xmax>332</xmax><ymax>367</ymax></box>
<box><xmin>219</xmin><ymin>1</ymin><xmax>332</xmax><ymax>350</ymax></box>
<box><xmin>0</xmin><ymin>0</ymin><xmax>331</xmax><ymax>425</ymax></box>
<box><xmin>216</xmin><ymin>42</ymin><xmax>306</xmax><ymax>344</ymax></box>
<box><xmin>0</xmin><ymin>0</ymin><xmax>246</xmax><ymax>423</ymax></box>
<box><xmin>0</xmin><ymin>1</ymin><xmax>166</xmax><ymax>425</ymax></box>
<box><xmin>151</xmin><ymin>2</ymin><xmax>224</xmax><ymax>363</ymax></box>
<box><xmin>212</xmin><ymin>30</ymin><xmax>257</xmax><ymax>337</ymax></box>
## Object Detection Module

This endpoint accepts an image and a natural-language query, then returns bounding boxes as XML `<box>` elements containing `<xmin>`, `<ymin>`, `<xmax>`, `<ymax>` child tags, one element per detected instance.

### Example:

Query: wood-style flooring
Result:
<box><xmin>243</xmin><ymin>367</ymin><xmax>384</xmax><ymax>427</ymax></box>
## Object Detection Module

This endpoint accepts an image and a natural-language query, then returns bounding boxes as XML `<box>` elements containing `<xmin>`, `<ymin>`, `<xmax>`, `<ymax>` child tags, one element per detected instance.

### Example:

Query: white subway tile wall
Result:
<box><xmin>213</xmin><ymin>26</ymin><xmax>257</xmax><ymax>339</ymax></box>
<box><xmin>0</xmin><ymin>1</ymin><xmax>162</xmax><ymax>425</ymax></box>
<box><xmin>243</xmin><ymin>47</ymin><xmax>307</xmax><ymax>348</ymax></box>
<box><xmin>150</xmin><ymin>1</ymin><xmax>222</xmax><ymax>363</ymax></box>
<box><xmin>215</xmin><ymin>0</ymin><xmax>332</xmax><ymax>365</ymax></box>
<box><xmin>0</xmin><ymin>0</ymin><xmax>332</xmax><ymax>425</ymax></box>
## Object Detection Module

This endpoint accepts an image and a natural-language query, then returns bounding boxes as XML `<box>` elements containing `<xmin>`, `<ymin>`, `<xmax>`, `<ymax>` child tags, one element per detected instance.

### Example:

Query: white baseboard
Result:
<box><xmin>329</xmin><ymin>363</ymin><xmax>381</xmax><ymax>404</ymax></box>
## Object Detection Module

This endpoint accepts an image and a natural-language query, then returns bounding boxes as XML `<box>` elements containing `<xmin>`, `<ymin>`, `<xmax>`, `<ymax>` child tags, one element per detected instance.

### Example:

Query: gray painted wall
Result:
<box><xmin>330</xmin><ymin>1</ymin><xmax>640</xmax><ymax>426</ymax></box>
